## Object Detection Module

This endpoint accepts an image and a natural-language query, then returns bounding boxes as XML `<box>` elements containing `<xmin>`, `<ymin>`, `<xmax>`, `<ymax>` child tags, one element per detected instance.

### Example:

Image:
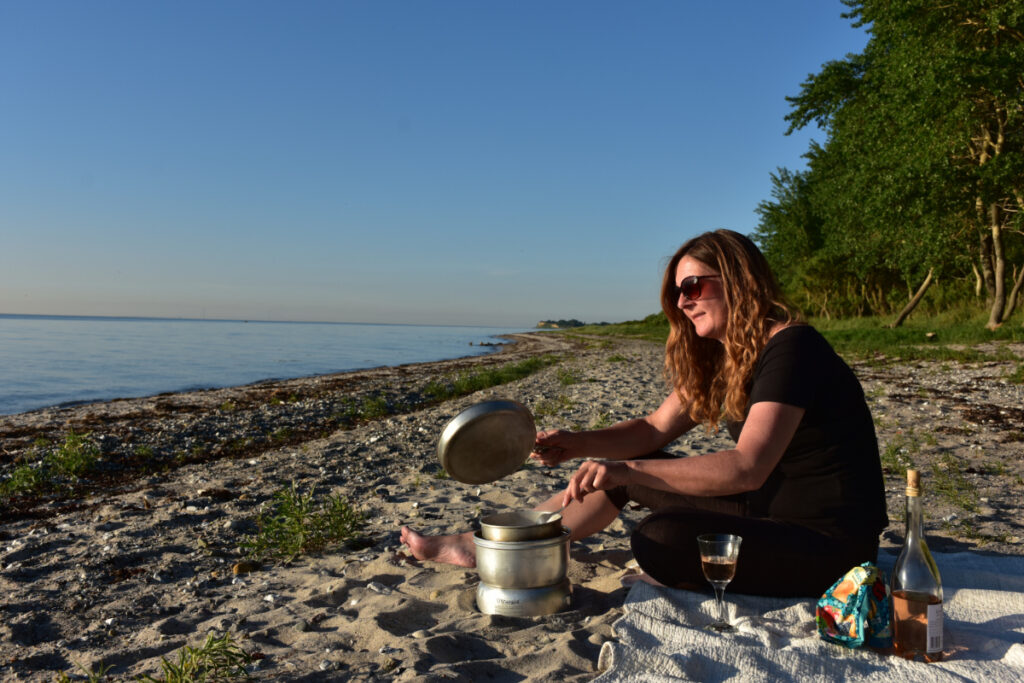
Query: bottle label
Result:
<box><xmin>926</xmin><ymin>602</ymin><xmax>943</xmax><ymax>653</ymax></box>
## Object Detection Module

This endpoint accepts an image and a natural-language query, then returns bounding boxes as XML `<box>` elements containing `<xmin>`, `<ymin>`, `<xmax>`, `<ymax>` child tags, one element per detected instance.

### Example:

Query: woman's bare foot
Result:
<box><xmin>400</xmin><ymin>526</ymin><xmax>476</xmax><ymax>568</ymax></box>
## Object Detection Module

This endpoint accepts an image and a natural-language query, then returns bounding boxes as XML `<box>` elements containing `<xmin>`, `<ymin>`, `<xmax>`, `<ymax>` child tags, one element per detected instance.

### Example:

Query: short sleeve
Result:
<box><xmin>747</xmin><ymin>327</ymin><xmax>828</xmax><ymax>409</ymax></box>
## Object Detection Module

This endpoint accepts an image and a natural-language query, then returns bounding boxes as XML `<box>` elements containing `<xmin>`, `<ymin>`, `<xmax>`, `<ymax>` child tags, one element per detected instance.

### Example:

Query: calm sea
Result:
<box><xmin>0</xmin><ymin>315</ymin><xmax>527</xmax><ymax>416</ymax></box>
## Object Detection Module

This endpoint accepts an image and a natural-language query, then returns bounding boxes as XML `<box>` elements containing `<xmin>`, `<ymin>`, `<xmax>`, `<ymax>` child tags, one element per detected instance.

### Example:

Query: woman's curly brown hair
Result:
<box><xmin>661</xmin><ymin>229</ymin><xmax>800</xmax><ymax>429</ymax></box>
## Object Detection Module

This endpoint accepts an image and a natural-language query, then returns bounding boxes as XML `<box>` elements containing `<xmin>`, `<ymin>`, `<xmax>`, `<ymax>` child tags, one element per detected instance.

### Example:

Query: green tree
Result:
<box><xmin>769</xmin><ymin>0</ymin><xmax>1024</xmax><ymax>326</ymax></box>
<box><xmin>755</xmin><ymin>165</ymin><xmax>834</xmax><ymax>316</ymax></box>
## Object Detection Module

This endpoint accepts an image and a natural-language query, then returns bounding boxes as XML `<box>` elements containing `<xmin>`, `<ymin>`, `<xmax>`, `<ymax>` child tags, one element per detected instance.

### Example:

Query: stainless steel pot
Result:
<box><xmin>479</xmin><ymin>510</ymin><xmax>564</xmax><ymax>542</ymax></box>
<box><xmin>476</xmin><ymin>579</ymin><xmax>572</xmax><ymax>617</ymax></box>
<box><xmin>473</xmin><ymin>530</ymin><xmax>569</xmax><ymax>589</ymax></box>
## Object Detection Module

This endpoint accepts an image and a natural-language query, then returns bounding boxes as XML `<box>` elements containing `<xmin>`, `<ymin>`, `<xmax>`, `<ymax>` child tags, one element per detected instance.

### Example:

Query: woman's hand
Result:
<box><xmin>562</xmin><ymin>459</ymin><xmax>631</xmax><ymax>507</ymax></box>
<box><xmin>529</xmin><ymin>429</ymin><xmax>574</xmax><ymax>467</ymax></box>
<box><xmin>529</xmin><ymin>397</ymin><xmax>696</xmax><ymax>470</ymax></box>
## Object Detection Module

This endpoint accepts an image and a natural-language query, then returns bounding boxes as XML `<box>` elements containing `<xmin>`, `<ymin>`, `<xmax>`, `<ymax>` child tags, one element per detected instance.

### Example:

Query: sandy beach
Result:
<box><xmin>1</xmin><ymin>331</ymin><xmax>1022</xmax><ymax>681</ymax></box>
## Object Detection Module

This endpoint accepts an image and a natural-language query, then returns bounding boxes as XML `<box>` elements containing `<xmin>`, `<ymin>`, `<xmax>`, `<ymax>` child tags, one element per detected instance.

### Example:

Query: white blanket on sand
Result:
<box><xmin>596</xmin><ymin>551</ymin><xmax>1024</xmax><ymax>682</ymax></box>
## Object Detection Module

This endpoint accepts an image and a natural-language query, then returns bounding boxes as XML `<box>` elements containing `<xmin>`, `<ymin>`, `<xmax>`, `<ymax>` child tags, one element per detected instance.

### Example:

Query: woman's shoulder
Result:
<box><xmin>762</xmin><ymin>323</ymin><xmax>835</xmax><ymax>360</ymax></box>
<box><xmin>768</xmin><ymin>322</ymin><xmax>822</xmax><ymax>344</ymax></box>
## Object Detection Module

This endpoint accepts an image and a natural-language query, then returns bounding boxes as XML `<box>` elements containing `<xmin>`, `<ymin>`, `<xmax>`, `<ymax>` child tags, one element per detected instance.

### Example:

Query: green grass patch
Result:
<box><xmin>269</xmin><ymin>427</ymin><xmax>293</xmax><ymax>442</ymax></box>
<box><xmin>0</xmin><ymin>465</ymin><xmax>47</xmax><ymax>497</ymax></box>
<box><xmin>359</xmin><ymin>395</ymin><xmax>390</xmax><ymax>419</ymax></box>
<box><xmin>980</xmin><ymin>460</ymin><xmax>1007</xmax><ymax>476</ymax></box>
<box><xmin>0</xmin><ymin>430</ymin><xmax>102</xmax><ymax>500</ymax></box>
<box><xmin>942</xmin><ymin>517</ymin><xmax>1010</xmax><ymax>547</ymax></box>
<box><xmin>534</xmin><ymin>394</ymin><xmax>574</xmax><ymax>418</ymax></box>
<box><xmin>812</xmin><ymin>310</ymin><xmax>1024</xmax><ymax>361</ymax></box>
<box><xmin>931</xmin><ymin>455</ymin><xmax>979</xmax><ymax>513</ymax></box>
<box><xmin>243</xmin><ymin>482</ymin><xmax>365</xmax><ymax>562</ymax></box>
<box><xmin>568</xmin><ymin>312</ymin><xmax>669</xmax><ymax>344</ymax></box>
<box><xmin>1008</xmin><ymin>364</ymin><xmax>1024</xmax><ymax>384</ymax></box>
<box><xmin>218</xmin><ymin>438</ymin><xmax>250</xmax><ymax>455</ymax></box>
<box><xmin>137</xmin><ymin>631</ymin><xmax>253</xmax><ymax>682</ymax></box>
<box><xmin>58</xmin><ymin>632</ymin><xmax>253</xmax><ymax>681</ymax></box>
<box><xmin>880</xmin><ymin>433</ymin><xmax>918</xmax><ymax>474</ymax></box>
<box><xmin>330</xmin><ymin>394</ymin><xmax>393</xmax><ymax>426</ymax></box>
<box><xmin>556</xmin><ymin>367</ymin><xmax>583</xmax><ymax>385</ymax></box>
<box><xmin>56</xmin><ymin>661</ymin><xmax>113</xmax><ymax>683</ymax></box>
<box><xmin>423</xmin><ymin>355</ymin><xmax>559</xmax><ymax>401</ymax></box>
<box><xmin>45</xmin><ymin>429</ymin><xmax>100</xmax><ymax>478</ymax></box>
<box><xmin>331</xmin><ymin>397</ymin><xmax>362</xmax><ymax>424</ymax></box>
<box><xmin>564</xmin><ymin>335</ymin><xmax>617</xmax><ymax>350</ymax></box>
<box><xmin>555</xmin><ymin>309</ymin><xmax>1024</xmax><ymax>365</ymax></box>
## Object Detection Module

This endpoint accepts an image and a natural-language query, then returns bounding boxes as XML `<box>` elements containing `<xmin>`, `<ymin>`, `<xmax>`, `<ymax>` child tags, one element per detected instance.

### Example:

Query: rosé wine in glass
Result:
<box><xmin>697</xmin><ymin>534</ymin><xmax>742</xmax><ymax>632</ymax></box>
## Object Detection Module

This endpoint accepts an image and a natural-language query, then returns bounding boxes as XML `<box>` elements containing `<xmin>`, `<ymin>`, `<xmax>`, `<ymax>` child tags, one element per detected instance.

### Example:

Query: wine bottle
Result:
<box><xmin>890</xmin><ymin>469</ymin><xmax>944</xmax><ymax>661</ymax></box>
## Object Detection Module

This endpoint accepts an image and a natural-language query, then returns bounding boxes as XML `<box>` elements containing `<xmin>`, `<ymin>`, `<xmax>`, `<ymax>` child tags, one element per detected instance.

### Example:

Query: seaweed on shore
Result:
<box><xmin>0</xmin><ymin>350</ymin><xmax>569</xmax><ymax>523</ymax></box>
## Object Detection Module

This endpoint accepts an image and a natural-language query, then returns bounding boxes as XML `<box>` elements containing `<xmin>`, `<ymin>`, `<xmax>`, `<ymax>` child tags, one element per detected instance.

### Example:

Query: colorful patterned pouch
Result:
<box><xmin>815</xmin><ymin>562</ymin><xmax>893</xmax><ymax>649</ymax></box>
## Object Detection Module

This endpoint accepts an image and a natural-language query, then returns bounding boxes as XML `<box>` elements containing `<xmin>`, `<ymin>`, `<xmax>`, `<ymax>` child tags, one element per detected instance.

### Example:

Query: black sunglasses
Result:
<box><xmin>673</xmin><ymin>274</ymin><xmax>720</xmax><ymax>301</ymax></box>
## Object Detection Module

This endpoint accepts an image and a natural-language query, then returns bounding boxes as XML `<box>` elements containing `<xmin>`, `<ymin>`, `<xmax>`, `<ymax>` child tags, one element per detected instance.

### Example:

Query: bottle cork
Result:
<box><xmin>906</xmin><ymin>469</ymin><xmax>920</xmax><ymax>497</ymax></box>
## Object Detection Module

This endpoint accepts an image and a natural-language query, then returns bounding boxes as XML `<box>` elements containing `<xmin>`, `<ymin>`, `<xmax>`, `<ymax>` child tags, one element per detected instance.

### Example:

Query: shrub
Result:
<box><xmin>243</xmin><ymin>482</ymin><xmax>364</xmax><ymax>561</ymax></box>
<box><xmin>46</xmin><ymin>430</ymin><xmax>100</xmax><ymax>478</ymax></box>
<box><xmin>137</xmin><ymin>631</ymin><xmax>252</xmax><ymax>682</ymax></box>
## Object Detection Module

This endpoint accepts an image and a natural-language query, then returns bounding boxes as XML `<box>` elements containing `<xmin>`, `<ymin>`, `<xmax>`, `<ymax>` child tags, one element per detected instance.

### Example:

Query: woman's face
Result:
<box><xmin>674</xmin><ymin>255</ymin><xmax>728</xmax><ymax>342</ymax></box>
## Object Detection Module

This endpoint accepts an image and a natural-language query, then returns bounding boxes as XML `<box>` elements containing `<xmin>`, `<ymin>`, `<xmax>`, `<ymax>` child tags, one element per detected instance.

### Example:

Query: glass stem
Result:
<box><xmin>713</xmin><ymin>584</ymin><xmax>727</xmax><ymax>624</ymax></box>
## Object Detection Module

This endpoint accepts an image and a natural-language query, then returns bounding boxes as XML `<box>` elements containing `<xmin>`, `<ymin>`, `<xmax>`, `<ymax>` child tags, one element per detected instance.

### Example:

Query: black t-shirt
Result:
<box><xmin>725</xmin><ymin>325</ymin><xmax>889</xmax><ymax>539</ymax></box>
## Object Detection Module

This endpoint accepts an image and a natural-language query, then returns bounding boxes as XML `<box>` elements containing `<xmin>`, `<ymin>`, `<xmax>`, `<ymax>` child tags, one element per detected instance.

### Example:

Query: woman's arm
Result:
<box><xmin>531</xmin><ymin>391</ymin><xmax>697</xmax><ymax>466</ymax></box>
<box><xmin>561</xmin><ymin>400</ymin><xmax>805</xmax><ymax>505</ymax></box>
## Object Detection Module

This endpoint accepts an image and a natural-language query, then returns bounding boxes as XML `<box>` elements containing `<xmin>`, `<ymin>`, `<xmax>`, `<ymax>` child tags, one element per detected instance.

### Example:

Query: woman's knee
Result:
<box><xmin>630</xmin><ymin>511</ymin><xmax>705</xmax><ymax>587</ymax></box>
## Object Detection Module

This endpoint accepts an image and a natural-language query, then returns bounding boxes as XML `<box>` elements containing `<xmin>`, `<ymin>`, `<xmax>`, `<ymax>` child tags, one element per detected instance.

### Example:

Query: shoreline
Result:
<box><xmin>0</xmin><ymin>332</ymin><xmax>569</xmax><ymax>521</ymax></box>
<box><xmin>0</xmin><ymin>322</ymin><xmax>529</xmax><ymax>419</ymax></box>
<box><xmin>2</xmin><ymin>335</ymin><xmax>519</xmax><ymax>419</ymax></box>
<box><xmin>2</xmin><ymin>332</ymin><xmax>1023</xmax><ymax>680</ymax></box>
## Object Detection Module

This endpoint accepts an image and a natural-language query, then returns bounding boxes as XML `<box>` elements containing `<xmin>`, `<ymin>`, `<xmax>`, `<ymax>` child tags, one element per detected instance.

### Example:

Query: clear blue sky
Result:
<box><xmin>1</xmin><ymin>1</ymin><xmax>867</xmax><ymax>327</ymax></box>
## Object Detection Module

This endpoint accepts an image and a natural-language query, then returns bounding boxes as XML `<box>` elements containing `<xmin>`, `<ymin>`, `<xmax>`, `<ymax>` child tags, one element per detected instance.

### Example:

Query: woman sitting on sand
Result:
<box><xmin>402</xmin><ymin>229</ymin><xmax>888</xmax><ymax>597</ymax></box>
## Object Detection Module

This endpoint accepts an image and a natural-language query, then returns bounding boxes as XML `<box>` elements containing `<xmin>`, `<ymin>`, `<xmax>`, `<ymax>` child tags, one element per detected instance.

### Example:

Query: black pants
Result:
<box><xmin>607</xmin><ymin>479</ymin><xmax>880</xmax><ymax>598</ymax></box>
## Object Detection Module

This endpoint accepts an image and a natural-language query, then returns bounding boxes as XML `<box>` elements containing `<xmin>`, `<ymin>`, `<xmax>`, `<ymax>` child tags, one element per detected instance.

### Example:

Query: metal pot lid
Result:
<box><xmin>437</xmin><ymin>399</ymin><xmax>536</xmax><ymax>484</ymax></box>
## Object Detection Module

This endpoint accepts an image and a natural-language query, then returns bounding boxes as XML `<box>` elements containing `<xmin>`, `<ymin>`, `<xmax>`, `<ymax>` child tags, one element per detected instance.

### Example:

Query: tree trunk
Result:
<box><xmin>889</xmin><ymin>268</ymin><xmax>935</xmax><ymax>328</ymax></box>
<box><xmin>1007</xmin><ymin>264</ymin><xmax>1024</xmax><ymax>324</ymax></box>
<box><xmin>972</xmin><ymin>263</ymin><xmax>983</xmax><ymax>298</ymax></box>
<box><xmin>868</xmin><ymin>284</ymin><xmax>886</xmax><ymax>314</ymax></box>
<box><xmin>979</xmin><ymin>228</ymin><xmax>996</xmax><ymax>302</ymax></box>
<box><xmin>985</xmin><ymin>206</ymin><xmax>1006</xmax><ymax>330</ymax></box>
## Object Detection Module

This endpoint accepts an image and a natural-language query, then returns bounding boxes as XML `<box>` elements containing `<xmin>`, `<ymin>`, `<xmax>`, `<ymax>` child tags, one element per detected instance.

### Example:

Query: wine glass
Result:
<box><xmin>697</xmin><ymin>533</ymin><xmax>742</xmax><ymax>632</ymax></box>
